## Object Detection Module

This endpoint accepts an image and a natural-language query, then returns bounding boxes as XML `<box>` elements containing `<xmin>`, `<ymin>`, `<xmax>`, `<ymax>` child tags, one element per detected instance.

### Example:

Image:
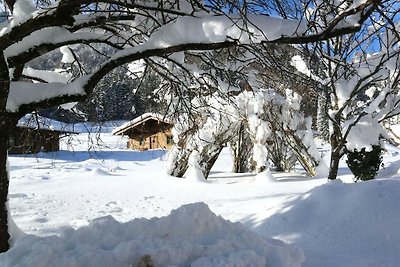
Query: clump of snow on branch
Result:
<box><xmin>127</xmin><ymin>59</ymin><xmax>146</xmax><ymax>79</ymax></box>
<box><xmin>186</xmin><ymin>96</ymin><xmax>239</xmax><ymax>149</ymax></box>
<box><xmin>11</xmin><ymin>0</ymin><xmax>36</xmax><ymax>26</ymax></box>
<box><xmin>237</xmin><ymin>91</ymin><xmax>271</xmax><ymax>171</ymax></box>
<box><xmin>344</xmin><ymin>115</ymin><xmax>386</xmax><ymax>152</ymax></box>
<box><xmin>148</xmin><ymin>15</ymin><xmax>306</xmax><ymax>49</ymax></box>
<box><xmin>185</xmin><ymin>151</ymin><xmax>207</xmax><ymax>181</ymax></box>
<box><xmin>6</xmin><ymin>78</ymin><xmax>87</xmax><ymax>112</ymax></box>
<box><xmin>22</xmin><ymin>68</ymin><xmax>72</xmax><ymax>83</ymax></box>
<box><xmin>107</xmin><ymin>15</ymin><xmax>307</xmax><ymax>66</ymax></box>
<box><xmin>291</xmin><ymin>55</ymin><xmax>311</xmax><ymax>77</ymax></box>
<box><xmin>60</xmin><ymin>46</ymin><xmax>75</xmax><ymax>64</ymax></box>
<box><xmin>335</xmin><ymin>78</ymin><xmax>358</xmax><ymax>110</ymax></box>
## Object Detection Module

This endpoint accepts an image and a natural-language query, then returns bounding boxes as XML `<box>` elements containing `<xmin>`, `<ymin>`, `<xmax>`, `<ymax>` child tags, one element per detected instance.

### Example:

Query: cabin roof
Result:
<box><xmin>112</xmin><ymin>113</ymin><xmax>172</xmax><ymax>136</ymax></box>
<box><xmin>17</xmin><ymin>114</ymin><xmax>78</xmax><ymax>134</ymax></box>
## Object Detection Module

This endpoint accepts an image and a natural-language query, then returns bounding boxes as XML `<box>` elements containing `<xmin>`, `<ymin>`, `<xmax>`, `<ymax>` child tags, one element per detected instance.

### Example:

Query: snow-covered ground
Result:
<box><xmin>2</xmin><ymin>122</ymin><xmax>400</xmax><ymax>266</ymax></box>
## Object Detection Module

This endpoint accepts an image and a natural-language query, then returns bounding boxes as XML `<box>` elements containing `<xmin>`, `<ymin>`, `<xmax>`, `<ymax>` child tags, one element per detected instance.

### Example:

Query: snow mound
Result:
<box><xmin>0</xmin><ymin>203</ymin><xmax>304</xmax><ymax>267</ymax></box>
<box><xmin>91</xmin><ymin>168</ymin><xmax>112</xmax><ymax>176</ymax></box>
<box><xmin>257</xmin><ymin>179</ymin><xmax>400</xmax><ymax>267</ymax></box>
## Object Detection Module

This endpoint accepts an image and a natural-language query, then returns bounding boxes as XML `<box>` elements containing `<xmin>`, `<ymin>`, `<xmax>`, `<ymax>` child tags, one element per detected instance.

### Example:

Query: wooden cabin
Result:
<box><xmin>113</xmin><ymin>113</ymin><xmax>174</xmax><ymax>151</ymax></box>
<box><xmin>8</xmin><ymin>114</ymin><xmax>76</xmax><ymax>154</ymax></box>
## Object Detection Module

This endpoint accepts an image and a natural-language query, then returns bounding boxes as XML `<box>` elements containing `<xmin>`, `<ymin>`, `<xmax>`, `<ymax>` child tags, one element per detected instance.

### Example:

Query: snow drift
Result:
<box><xmin>0</xmin><ymin>203</ymin><xmax>304</xmax><ymax>267</ymax></box>
<box><xmin>255</xmin><ymin>179</ymin><xmax>400</xmax><ymax>267</ymax></box>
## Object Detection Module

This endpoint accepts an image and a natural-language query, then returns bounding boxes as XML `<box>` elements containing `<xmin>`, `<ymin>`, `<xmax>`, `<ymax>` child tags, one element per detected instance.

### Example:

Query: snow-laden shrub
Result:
<box><xmin>168</xmin><ymin>88</ymin><xmax>323</xmax><ymax>177</ymax></box>
<box><xmin>346</xmin><ymin>145</ymin><xmax>383</xmax><ymax>181</ymax></box>
<box><xmin>237</xmin><ymin>89</ymin><xmax>322</xmax><ymax>175</ymax></box>
<box><xmin>168</xmin><ymin>94</ymin><xmax>240</xmax><ymax>179</ymax></box>
<box><xmin>267</xmin><ymin>130</ymin><xmax>297</xmax><ymax>172</ymax></box>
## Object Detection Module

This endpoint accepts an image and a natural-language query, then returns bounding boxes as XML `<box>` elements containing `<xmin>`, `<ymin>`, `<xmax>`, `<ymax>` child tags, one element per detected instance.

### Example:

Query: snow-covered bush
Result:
<box><xmin>267</xmin><ymin>130</ymin><xmax>298</xmax><ymax>172</ymax></box>
<box><xmin>237</xmin><ymin>89</ymin><xmax>322</xmax><ymax>176</ymax></box>
<box><xmin>168</xmin><ymin>86</ymin><xmax>325</xmax><ymax>178</ymax></box>
<box><xmin>346</xmin><ymin>145</ymin><xmax>384</xmax><ymax>182</ymax></box>
<box><xmin>167</xmin><ymin>93</ymin><xmax>241</xmax><ymax>179</ymax></box>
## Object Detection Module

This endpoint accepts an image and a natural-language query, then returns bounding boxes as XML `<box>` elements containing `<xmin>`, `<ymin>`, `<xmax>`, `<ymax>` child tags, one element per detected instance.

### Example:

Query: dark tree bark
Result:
<box><xmin>328</xmin><ymin>149</ymin><xmax>341</xmax><ymax>180</ymax></box>
<box><xmin>168</xmin><ymin>143</ymin><xmax>224</xmax><ymax>179</ymax></box>
<box><xmin>199</xmin><ymin>144</ymin><xmax>224</xmax><ymax>179</ymax></box>
<box><xmin>266</xmin><ymin>132</ymin><xmax>297</xmax><ymax>172</ymax></box>
<box><xmin>317</xmin><ymin>91</ymin><xmax>330</xmax><ymax>142</ymax></box>
<box><xmin>166</xmin><ymin>146</ymin><xmax>190</xmax><ymax>177</ymax></box>
<box><xmin>328</xmin><ymin>124</ymin><xmax>345</xmax><ymax>180</ymax></box>
<box><xmin>0</xmin><ymin>114</ymin><xmax>18</xmax><ymax>252</ymax></box>
<box><xmin>4</xmin><ymin>0</ymin><xmax>15</xmax><ymax>12</ymax></box>
<box><xmin>285</xmin><ymin>130</ymin><xmax>320</xmax><ymax>177</ymax></box>
<box><xmin>0</xmin><ymin>130</ymin><xmax>9</xmax><ymax>252</ymax></box>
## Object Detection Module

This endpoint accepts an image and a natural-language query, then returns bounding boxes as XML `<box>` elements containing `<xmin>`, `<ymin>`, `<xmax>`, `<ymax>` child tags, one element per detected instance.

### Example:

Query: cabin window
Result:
<box><xmin>139</xmin><ymin>137</ymin><xmax>145</xmax><ymax>146</ymax></box>
<box><xmin>166</xmin><ymin>135</ymin><xmax>174</xmax><ymax>145</ymax></box>
<box><xmin>8</xmin><ymin>135</ymin><xmax>15</xmax><ymax>146</ymax></box>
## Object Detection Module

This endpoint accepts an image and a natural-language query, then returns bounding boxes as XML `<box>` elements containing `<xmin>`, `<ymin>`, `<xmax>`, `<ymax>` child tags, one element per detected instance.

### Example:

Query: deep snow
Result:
<box><xmin>2</xmin><ymin>123</ymin><xmax>400</xmax><ymax>266</ymax></box>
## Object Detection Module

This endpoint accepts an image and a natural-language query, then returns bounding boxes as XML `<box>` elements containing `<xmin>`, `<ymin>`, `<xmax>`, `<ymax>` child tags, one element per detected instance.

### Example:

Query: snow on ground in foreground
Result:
<box><xmin>3</xmin><ymin>126</ymin><xmax>400</xmax><ymax>266</ymax></box>
<box><xmin>249</xmin><ymin>179</ymin><xmax>400</xmax><ymax>267</ymax></box>
<box><xmin>0</xmin><ymin>203</ymin><xmax>304</xmax><ymax>267</ymax></box>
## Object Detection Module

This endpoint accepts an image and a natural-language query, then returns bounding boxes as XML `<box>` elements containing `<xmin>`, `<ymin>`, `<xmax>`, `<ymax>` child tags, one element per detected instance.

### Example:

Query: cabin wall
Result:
<box><xmin>128</xmin><ymin>131</ymin><xmax>174</xmax><ymax>151</ymax></box>
<box><xmin>115</xmin><ymin>116</ymin><xmax>174</xmax><ymax>151</ymax></box>
<box><xmin>8</xmin><ymin>129</ymin><xmax>61</xmax><ymax>154</ymax></box>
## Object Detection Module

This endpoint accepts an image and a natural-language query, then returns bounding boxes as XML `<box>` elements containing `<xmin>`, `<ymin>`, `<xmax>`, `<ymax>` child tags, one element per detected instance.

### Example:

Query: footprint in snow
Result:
<box><xmin>109</xmin><ymin>166</ymin><xmax>125</xmax><ymax>172</ymax></box>
<box><xmin>110</xmin><ymin>207</ymin><xmax>123</xmax><ymax>213</ymax></box>
<box><xmin>104</xmin><ymin>201</ymin><xmax>123</xmax><ymax>214</ymax></box>
<box><xmin>34</xmin><ymin>217</ymin><xmax>49</xmax><ymax>223</ymax></box>
<box><xmin>9</xmin><ymin>193</ymin><xmax>29</xmax><ymax>199</ymax></box>
<box><xmin>105</xmin><ymin>201</ymin><xmax>119</xmax><ymax>206</ymax></box>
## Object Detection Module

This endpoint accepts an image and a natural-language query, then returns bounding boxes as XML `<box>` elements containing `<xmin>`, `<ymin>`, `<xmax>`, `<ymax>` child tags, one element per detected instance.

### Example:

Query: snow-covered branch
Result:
<box><xmin>1</xmin><ymin>0</ymin><xmax>386</xmax><ymax>117</ymax></box>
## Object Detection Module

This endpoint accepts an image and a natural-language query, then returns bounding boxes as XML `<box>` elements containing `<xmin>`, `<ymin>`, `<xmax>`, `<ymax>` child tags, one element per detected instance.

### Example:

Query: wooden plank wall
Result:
<box><xmin>128</xmin><ymin>131</ymin><xmax>173</xmax><ymax>151</ymax></box>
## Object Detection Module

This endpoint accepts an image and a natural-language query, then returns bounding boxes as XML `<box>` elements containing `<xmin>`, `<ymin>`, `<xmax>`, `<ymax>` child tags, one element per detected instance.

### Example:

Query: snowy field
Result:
<box><xmin>2</xmin><ymin>122</ymin><xmax>400</xmax><ymax>266</ymax></box>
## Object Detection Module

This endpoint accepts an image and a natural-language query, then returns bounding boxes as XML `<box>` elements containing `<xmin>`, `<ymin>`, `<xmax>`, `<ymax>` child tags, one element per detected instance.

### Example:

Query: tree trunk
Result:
<box><xmin>283</xmin><ymin>130</ymin><xmax>320</xmax><ymax>177</ymax></box>
<box><xmin>166</xmin><ymin>145</ymin><xmax>191</xmax><ymax>177</ymax></box>
<box><xmin>0</xmin><ymin>131</ymin><xmax>10</xmax><ymax>252</ymax></box>
<box><xmin>327</xmin><ymin>125</ymin><xmax>344</xmax><ymax>180</ymax></box>
<box><xmin>198</xmin><ymin>123</ymin><xmax>240</xmax><ymax>178</ymax></box>
<box><xmin>230</xmin><ymin>123</ymin><xmax>254</xmax><ymax>173</ymax></box>
<box><xmin>328</xmin><ymin>148</ymin><xmax>341</xmax><ymax>180</ymax></box>
<box><xmin>266</xmin><ymin>131</ymin><xmax>297</xmax><ymax>172</ymax></box>
<box><xmin>0</xmin><ymin>115</ymin><xmax>18</xmax><ymax>252</ymax></box>
<box><xmin>199</xmin><ymin>144</ymin><xmax>224</xmax><ymax>179</ymax></box>
<box><xmin>4</xmin><ymin>0</ymin><xmax>15</xmax><ymax>12</ymax></box>
<box><xmin>317</xmin><ymin>91</ymin><xmax>330</xmax><ymax>142</ymax></box>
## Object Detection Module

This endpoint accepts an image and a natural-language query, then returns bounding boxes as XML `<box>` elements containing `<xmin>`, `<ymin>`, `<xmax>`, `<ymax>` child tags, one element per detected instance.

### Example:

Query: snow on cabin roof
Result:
<box><xmin>112</xmin><ymin>113</ymin><xmax>172</xmax><ymax>136</ymax></box>
<box><xmin>17</xmin><ymin>113</ymin><xmax>77</xmax><ymax>133</ymax></box>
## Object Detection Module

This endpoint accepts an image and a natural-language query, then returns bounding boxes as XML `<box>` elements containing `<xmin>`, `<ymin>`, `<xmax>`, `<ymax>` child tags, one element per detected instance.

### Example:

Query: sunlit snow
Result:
<box><xmin>2</xmin><ymin>122</ymin><xmax>400</xmax><ymax>266</ymax></box>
